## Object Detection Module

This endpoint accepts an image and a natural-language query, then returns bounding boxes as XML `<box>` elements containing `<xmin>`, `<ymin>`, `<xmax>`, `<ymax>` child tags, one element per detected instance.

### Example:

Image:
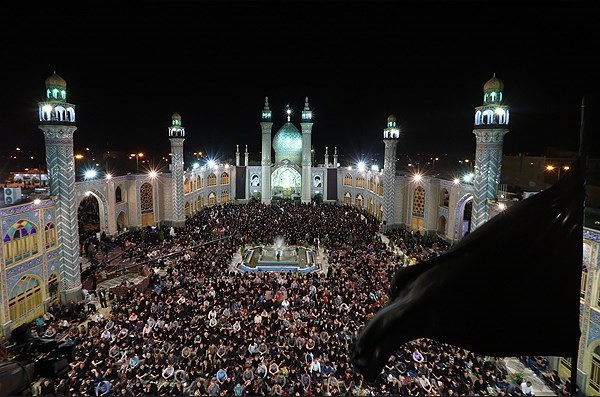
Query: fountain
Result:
<box><xmin>239</xmin><ymin>236</ymin><xmax>318</xmax><ymax>273</ymax></box>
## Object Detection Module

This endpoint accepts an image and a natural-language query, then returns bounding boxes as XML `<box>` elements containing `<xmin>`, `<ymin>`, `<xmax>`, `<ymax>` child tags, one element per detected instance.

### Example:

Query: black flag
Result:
<box><xmin>353</xmin><ymin>156</ymin><xmax>585</xmax><ymax>383</ymax></box>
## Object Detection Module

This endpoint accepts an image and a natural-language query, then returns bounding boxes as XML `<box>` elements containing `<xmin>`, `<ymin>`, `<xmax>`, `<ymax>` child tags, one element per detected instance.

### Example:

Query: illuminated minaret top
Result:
<box><xmin>301</xmin><ymin>96</ymin><xmax>312</xmax><ymax>122</ymax></box>
<box><xmin>168</xmin><ymin>112</ymin><xmax>185</xmax><ymax>137</ymax></box>
<box><xmin>261</xmin><ymin>97</ymin><xmax>272</xmax><ymax>122</ymax></box>
<box><xmin>39</xmin><ymin>72</ymin><xmax>76</xmax><ymax>123</ymax></box>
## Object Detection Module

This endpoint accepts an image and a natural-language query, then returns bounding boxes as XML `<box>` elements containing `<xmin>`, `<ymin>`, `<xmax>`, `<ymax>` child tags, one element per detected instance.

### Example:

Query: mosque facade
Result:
<box><xmin>0</xmin><ymin>73</ymin><xmax>599</xmax><ymax>393</ymax></box>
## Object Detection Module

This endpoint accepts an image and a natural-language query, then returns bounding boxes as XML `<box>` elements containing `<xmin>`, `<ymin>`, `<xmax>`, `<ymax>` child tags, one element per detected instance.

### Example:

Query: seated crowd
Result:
<box><xmin>3</xmin><ymin>202</ymin><xmax>558</xmax><ymax>396</ymax></box>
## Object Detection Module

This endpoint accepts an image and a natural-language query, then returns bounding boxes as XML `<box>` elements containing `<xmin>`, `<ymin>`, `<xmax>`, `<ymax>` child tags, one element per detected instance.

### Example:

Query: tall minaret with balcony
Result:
<box><xmin>301</xmin><ymin>97</ymin><xmax>313</xmax><ymax>203</ymax></box>
<box><xmin>169</xmin><ymin>113</ymin><xmax>186</xmax><ymax>227</ymax></box>
<box><xmin>260</xmin><ymin>97</ymin><xmax>273</xmax><ymax>204</ymax></box>
<box><xmin>38</xmin><ymin>72</ymin><xmax>81</xmax><ymax>303</ymax></box>
<box><xmin>382</xmin><ymin>114</ymin><xmax>400</xmax><ymax>228</ymax></box>
<box><xmin>471</xmin><ymin>74</ymin><xmax>510</xmax><ymax>231</ymax></box>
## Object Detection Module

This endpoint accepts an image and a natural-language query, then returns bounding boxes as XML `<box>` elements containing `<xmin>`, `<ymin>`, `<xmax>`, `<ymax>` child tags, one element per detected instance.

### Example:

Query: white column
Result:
<box><xmin>382</xmin><ymin>139</ymin><xmax>398</xmax><ymax>227</ymax></box>
<box><xmin>301</xmin><ymin>123</ymin><xmax>313</xmax><ymax>203</ymax></box>
<box><xmin>261</xmin><ymin>123</ymin><xmax>272</xmax><ymax>204</ymax></box>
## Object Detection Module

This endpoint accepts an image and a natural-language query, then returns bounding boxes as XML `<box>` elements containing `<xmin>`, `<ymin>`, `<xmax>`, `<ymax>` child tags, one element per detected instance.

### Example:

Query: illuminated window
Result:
<box><xmin>355</xmin><ymin>194</ymin><xmax>364</xmax><ymax>208</ymax></box>
<box><xmin>8</xmin><ymin>275</ymin><xmax>43</xmax><ymax>325</ymax></box>
<box><xmin>590</xmin><ymin>347</ymin><xmax>600</xmax><ymax>394</ymax></box>
<box><xmin>377</xmin><ymin>182</ymin><xmax>383</xmax><ymax>196</ymax></box>
<box><xmin>185</xmin><ymin>202</ymin><xmax>192</xmax><ymax>217</ymax></box>
<box><xmin>184</xmin><ymin>177</ymin><xmax>191</xmax><ymax>194</ymax></box>
<box><xmin>221</xmin><ymin>190</ymin><xmax>230</xmax><ymax>204</ymax></box>
<box><xmin>343</xmin><ymin>174</ymin><xmax>353</xmax><ymax>186</ymax></box>
<box><xmin>115</xmin><ymin>186</ymin><xmax>123</xmax><ymax>203</ymax></box>
<box><xmin>208</xmin><ymin>192</ymin><xmax>217</xmax><ymax>206</ymax></box>
<box><xmin>343</xmin><ymin>192</ymin><xmax>352</xmax><ymax>205</ymax></box>
<box><xmin>44</xmin><ymin>222</ymin><xmax>57</xmax><ymax>249</ymax></box>
<box><xmin>412</xmin><ymin>186</ymin><xmax>426</xmax><ymax>216</ymax></box>
<box><xmin>368</xmin><ymin>177</ymin><xmax>374</xmax><ymax>192</ymax></box>
<box><xmin>3</xmin><ymin>219</ymin><xmax>39</xmax><ymax>265</ymax></box>
<box><xmin>355</xmin><ymin>175</ymin><xmax>365</xmax><ymax>189</ymax></box>
<box><xmin>140</xmin><ymin>183</ymin><xmax>154</xmax><ymax>214</ymax></box>
<box><xmin>47</xmin><ymin>273</ymin><xmax>59</xmax><ymax>303</ymax></box>
<box><xmin>221</xmin><ymin>172</ymin><xmax>230</xmax><ymax>185</ymax></box>
<box><xmin>207</xmin><ymin>173</ymin><xmax>217</xmax><ymax>187</ymax></box>
<box><xmin>581</xmin><ymin>265</ymin><xmax>588</xmax><ymax>300</ymax></box>
<box><xmin>560</xmin><ymin>357</ymin><xmax>572</xmax><ymax>372</ymax></box>
<box><xmin>197</xmin><ymin>195</ymin><xmax>203</xmax><ymax>210</ymax></box>
<box><xmin>440</xmin><ymin>188</ymin><xmax>449</xmax><ymax>207</ymax></box>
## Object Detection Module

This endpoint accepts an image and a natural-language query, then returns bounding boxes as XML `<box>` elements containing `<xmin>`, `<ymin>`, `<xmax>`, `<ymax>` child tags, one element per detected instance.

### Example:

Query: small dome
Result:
<box><xmin>483</xmin><ymin>74</ymin><xmax>504</xmax><ymax>92</ymax></box>
<box><xmin>387</xmin><ymin>114</ymin><xmax>396</xmax><ymax>123</ymax></box>
<box><xmin>172</xmin><ymin>112</ymin><xmax>181</xmax><ymax>121</ymax></box>
<box><xmin>45</xmin><ymin>72</ymin><xmax>66</xmax><ymax>88</ymax></box>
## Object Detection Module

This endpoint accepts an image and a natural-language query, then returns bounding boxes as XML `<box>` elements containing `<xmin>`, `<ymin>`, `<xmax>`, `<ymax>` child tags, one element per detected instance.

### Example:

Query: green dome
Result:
<box><xmin>273</xmin><ymin>122</ymin><xmax>302</xmax><ymax>152</ymax></box>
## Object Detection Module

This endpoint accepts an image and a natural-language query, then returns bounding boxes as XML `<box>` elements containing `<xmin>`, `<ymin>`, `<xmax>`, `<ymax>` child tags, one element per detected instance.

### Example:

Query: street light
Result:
<box><xmin>130</xmin><ymin>153</ymin><xmax>144</xmax><ymax>172</ymax></box>
<box><xmin>545</xmin><ymin>164</ymin><xmax>570</xmax><ymax>180</ymax></box>
<box><xmin>84</xmin><ymin>169</ymin><xmax>97</xmax><ymax>180</ymax></box>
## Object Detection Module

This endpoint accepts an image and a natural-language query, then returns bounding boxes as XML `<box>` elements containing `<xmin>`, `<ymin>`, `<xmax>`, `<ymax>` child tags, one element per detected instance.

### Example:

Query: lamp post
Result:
<box><xmin>546</xmin><ymin>164</ymin><xmax>570</xmax><ymax>181</ymax></box>
<box><xmin>131</xmin><ymin>152</ymin><xmax>144</xmax><ymax>173</ymax></box>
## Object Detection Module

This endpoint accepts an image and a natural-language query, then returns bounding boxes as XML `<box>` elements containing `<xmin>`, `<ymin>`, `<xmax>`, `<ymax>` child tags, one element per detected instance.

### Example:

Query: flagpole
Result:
<box><xmin>570</xmin><ymin>97</ymin><xmax>587</xmax><ymax>397</ymax></box>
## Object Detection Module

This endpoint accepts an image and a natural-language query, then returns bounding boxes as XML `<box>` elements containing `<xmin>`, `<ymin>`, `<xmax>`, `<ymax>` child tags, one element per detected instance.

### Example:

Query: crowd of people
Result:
<box><xmin>4</xmin><ymin>202</ymin><xmax>559</xmax><ymax>396</ymax></box>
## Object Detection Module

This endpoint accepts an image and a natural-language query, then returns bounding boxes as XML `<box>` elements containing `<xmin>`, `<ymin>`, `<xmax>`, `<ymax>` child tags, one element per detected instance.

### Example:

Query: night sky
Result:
<box><xmin>2</xmin><ymin>1</ymin><xmax>598</xmax><ymax>174</ymax></box>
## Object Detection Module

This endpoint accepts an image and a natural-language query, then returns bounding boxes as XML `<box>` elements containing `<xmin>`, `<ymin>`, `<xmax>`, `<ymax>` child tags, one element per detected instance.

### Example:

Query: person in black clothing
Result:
<box><xmin>98</xmin><ymin>288</ymin><xmax>108</xmax><ymax>308</ymax></box>
<box><xmin>40</xmin><ymin>378</ymin><xmax>55</xmax><ymax>396</ymax></box>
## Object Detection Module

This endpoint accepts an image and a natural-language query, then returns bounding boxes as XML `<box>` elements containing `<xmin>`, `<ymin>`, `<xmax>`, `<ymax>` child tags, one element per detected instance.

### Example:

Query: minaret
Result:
<box><xmin>260</xmin><ymin>97</ymin><xmax>273</xmax><ymax>204</ymax></box>
<box><xmin>471</xmin><ymin>74</ymin><xmax>510</xmax><ymax>231</ymax></box>
<box><xmin>235</xmin><ymin>145</ymin><xmax>240</xmax><ymax>166</ymax></box>
<box><xmin>333</xmin><ymin>147</ymin><xmax>338</xmax><ymax>168</ymax></box>
<box><xmin>38</xmin><ymin>72</ymin><xmax>81</xmax><ymax>303</ymax></box>
<box><xmin>301</xmin><ymin>97</ymin><xmax>313</xmax><ymax>203</ymax></box>
<box><xmin>244</xmin><ymin>145</ymin><xmax>249</xmax><ymax>166</ymax></box>
<box><xmin>168</xmin><ymin>113</ymin><xmax>186</xmax><ymax>227</ymax></box>
<box><xmin>382</xmin><ymin>114</ymin><xmax>400</xmax><ymax>228</ymax></box>
<box><xmin>324</xmin><ymin>146</ymin><xmax>329</xmax><ymax>168</ymax></box>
